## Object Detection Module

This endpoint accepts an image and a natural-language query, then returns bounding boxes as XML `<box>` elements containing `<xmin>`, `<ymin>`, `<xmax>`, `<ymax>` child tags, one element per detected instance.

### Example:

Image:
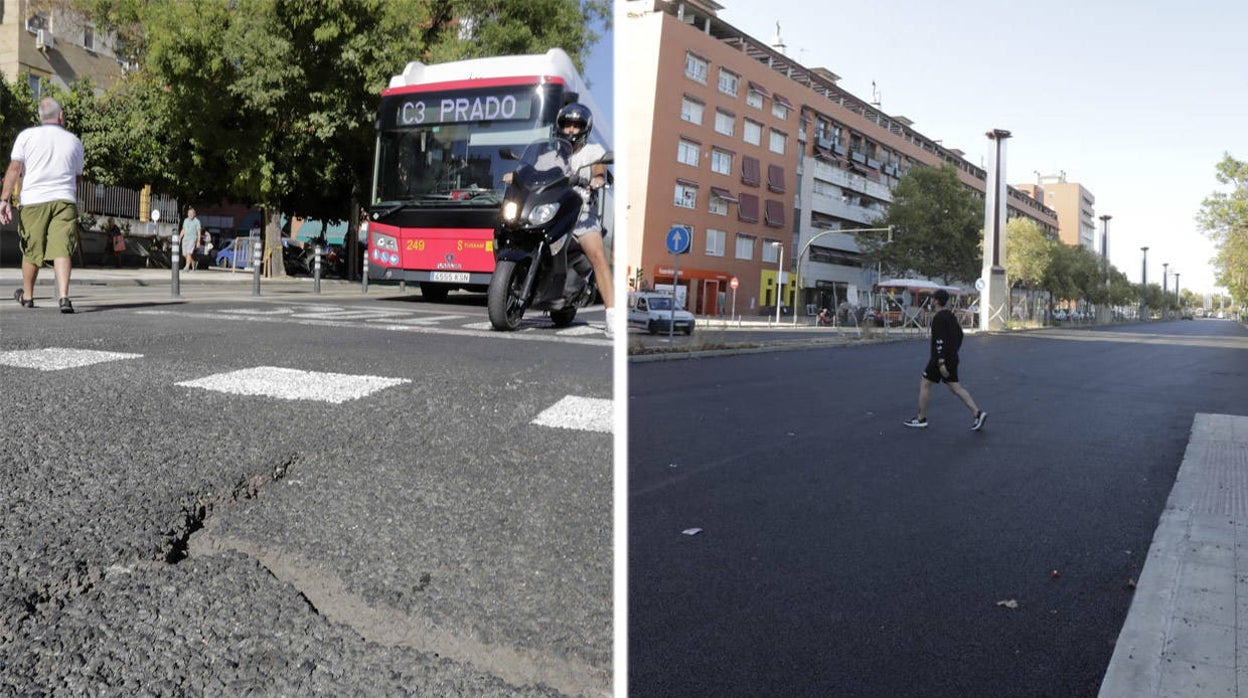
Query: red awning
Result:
<box><xmin>764</xmin><ymin>199</ymin><xmax>785</xmax><ymax>228</ymax></box>
<box><xmin>773</xmin><ymin>93</ymin><xmax>794</xmax><ymax>109</ymax></box>
<box><xmin>747</xmin><ymin>81</ymin><xmax>770</xmax><ymax>97</ymax></box>
<box><xmin>710</xmin><ymin>187</ymin><xmax>738</xmax><ymax>203</ymax></box>
<box><xmin>767</xmin><ymin>164</ymin><xmax>786</xmax><ymax>193</ymax></box>
<box><xmin>741</xmin><ymin>156</ymin><xmax>761</xmax><ymax>187</ymax></box>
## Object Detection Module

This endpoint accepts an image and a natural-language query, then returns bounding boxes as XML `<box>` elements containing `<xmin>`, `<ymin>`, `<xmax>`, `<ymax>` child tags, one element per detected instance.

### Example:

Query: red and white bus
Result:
<box><xmin>365</xmin><ymin>49</ymin><xmax>607</xmax><ymax>301</ymax></box>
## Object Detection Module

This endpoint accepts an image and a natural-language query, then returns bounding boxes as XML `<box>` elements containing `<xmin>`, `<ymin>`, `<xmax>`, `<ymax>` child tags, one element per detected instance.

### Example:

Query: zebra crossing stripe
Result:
<box><xmin>0</xmin><ymin>348</ymin><xmax>143</xmax><ymax>371</ymax></box>
<box><xmin>531</xmin><ymin>396</ymin><xmax>613</xmax><ymax>433</ymax></box>
<box><xmin>176</xmin><ymin>366</ymin><xmax>410</xmax><ymax>404</ymax></box>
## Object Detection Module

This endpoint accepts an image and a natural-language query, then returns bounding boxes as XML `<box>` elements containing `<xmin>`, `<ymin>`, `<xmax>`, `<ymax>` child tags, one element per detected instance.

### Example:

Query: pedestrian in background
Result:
<box><xmin>102</xmin><ymin>216</ymin><xmax>124</xmax><ymax>268</ymax></box>
<box><xmin>903</xmin><ymin>288</ymin><xmax>987</xmax><ymax>430</ymax></box>
<box><xmin>180</xmin><ymin>206</ymin><xmax>202</xmax><ymax>272</ymax></box>
<box><xmin>1</xmin><ymin>97</ymin><xmax>85</xmax><ymax>313</ymax></box>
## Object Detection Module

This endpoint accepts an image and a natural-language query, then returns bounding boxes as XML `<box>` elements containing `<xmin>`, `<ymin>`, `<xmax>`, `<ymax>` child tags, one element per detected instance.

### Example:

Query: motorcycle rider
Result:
<box><xmin>546</xmin><ymin>103</ymin><xmax>614</xmax><ymax>336</ymax></box>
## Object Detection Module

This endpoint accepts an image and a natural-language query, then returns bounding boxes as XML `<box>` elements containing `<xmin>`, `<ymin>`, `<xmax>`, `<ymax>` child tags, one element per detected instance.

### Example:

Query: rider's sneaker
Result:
<box><xmin>603</xmin><ymin>307</ymin><xmax>615</xmax><ymax>338</ymax></box>
<box><xmin>971</xmin><ymin>410</ymin><xmax>988</xmax><ymax>431</ymax></box>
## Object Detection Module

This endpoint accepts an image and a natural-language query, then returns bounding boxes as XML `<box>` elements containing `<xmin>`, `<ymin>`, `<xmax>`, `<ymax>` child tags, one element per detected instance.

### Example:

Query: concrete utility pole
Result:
<box><xmin>980</xmin><ymin>129</ymin><xmax>1011</xmax><ymax>331</ymax></box>
<box><xmin>1140</xmin><ymin>246</ymin><xmax>1150</xmax><ymax>319</ymax></box>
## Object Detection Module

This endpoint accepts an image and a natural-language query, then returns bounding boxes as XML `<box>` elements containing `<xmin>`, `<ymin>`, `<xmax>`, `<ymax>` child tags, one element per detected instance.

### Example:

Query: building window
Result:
<box><xmin>717</xmin><ymin>68</ymin><xmax>739</xmax><ymax>97</ymax></box>
<box><xmin>764</xmin><ymin>199</ymin><xmax>786</xmax><ymax>228</ymax></box>
<box><xmin>706</xmin><ymin>228</ymin><xmax>726</xmax><ymax>256</ymax></box>
<box><xmin>685</xmin><ymin>52</ymin><xmax>708</xmax><ymax>83</ymax></box>
<box><xmin>714</xmin><ymin>109</ymin><xmax>735</xmax><ymax>137</ymax></box>
<box><xmin>708</xmin><ymin>195</ymin><xmax>728</xmax><ymax>216</ymax></box>
<box><xmin>772</xmin><ymin>102</ymin><xmax>789</xmax><ymax>120</ymax></box>
<box><xmin>769</xmin><ymin>129</ymin><xmax>787</xmax><ymax>155</ymax></box>
<box><xmin>812</xmin><ymin>178</ymin><xmax>837</xmax><ymax>197</ymax></box>
<box><xmin>746</xmin><ymin>90</ymin><xmax>763</xmax><ymax>109</ymax></box>
<box><xmin>680</xmin><ymin>96</ymin><xmax>704</xmax><ymax>125</ymax></box>
<box><xmin>677</xmin><ymin>138</ymin><xmax>700</xmax><ymax>167</ymax></box>
<box><xmin>735</xmin><ymin>233</ymin><xmax>756</xmax><ymax>260</ymax></box>
<box><xmin>737</xmin><ymin>193</ymin><xmax>760</xmax><ymax>223</ymax></box>
<box><xmin>767</xmin><ymin>164</ymin><xmax>785</xmax><ymax>193</ymax></box>
<box><xmin>711</xmin><ymin>149</ymin><xmax>733</xmax><ymax>176</ymax></box>
<box><xmin>743</xmin><ymin>119</ymin><xmax>762</xmax><ymax>146</ymax></box>
<box><xmin>27</xmin><ymin>74</ymin><xmax>42</xmax><ymax>99</ymax></box>
<box><xmin>674</xmin><ymin>182</ymin><xmax>698</xmax><ymax>209</ymax></box>
<box><xmin>762</xmin><ymin>240</ymin><xmax>780</xmax><ymax>263</ymax></box>
<box><xmin>741</xmin><ymin>156</ymin><xmax>761</xmax><ymax>187</ymax></box>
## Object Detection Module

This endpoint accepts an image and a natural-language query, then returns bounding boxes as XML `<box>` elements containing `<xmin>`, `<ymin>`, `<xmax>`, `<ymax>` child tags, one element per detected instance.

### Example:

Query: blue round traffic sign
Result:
<box><xmin>666</xmin><ymin>226</ymin><xmax>691</xmax><ymax>255</ymax></box>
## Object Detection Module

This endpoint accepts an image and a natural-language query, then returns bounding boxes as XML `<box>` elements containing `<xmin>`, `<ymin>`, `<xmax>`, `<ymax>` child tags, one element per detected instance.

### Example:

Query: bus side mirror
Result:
<box><xmin>500</xmin><ymin>148</ymin><xmax>519</xmax><ymax>161</ymax></box>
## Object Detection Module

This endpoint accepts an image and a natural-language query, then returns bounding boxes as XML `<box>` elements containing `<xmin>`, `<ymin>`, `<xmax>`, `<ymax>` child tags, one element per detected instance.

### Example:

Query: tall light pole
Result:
<box><xmin>981</xmin><ymin>129</ymin><xmax>1011</xmax><ymax>331</ymax></box>
<box><xmin>1162</xmin><ymin>262</ymin><xmax>1169</xmax><ymax>296</ymax></box>
<box><xmin>772</xmin><ymin>241</ymin><xmax>784</xmax><ymax>326</ymax></box>
<box><xmin>1140</xmin><ymin>246</ymin><xmax>1149</xmax><ymax>319</ymax></box>
<box><xmin>1174</xmin><ymin>271</ymin><xmax>1181</xmax><ymax>307</ymax></box>
<box><xmin>1099</xmin><ymin>214</ymin><xmax>1111</xmax><ymax>319</ymax></box>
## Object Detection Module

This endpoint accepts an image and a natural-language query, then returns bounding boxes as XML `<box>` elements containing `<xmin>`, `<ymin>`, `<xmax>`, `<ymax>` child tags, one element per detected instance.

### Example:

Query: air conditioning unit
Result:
<box><xmin>35</xmin><ymin>29</ymin><xmax>54</xmax><ymax>51</ymax></box>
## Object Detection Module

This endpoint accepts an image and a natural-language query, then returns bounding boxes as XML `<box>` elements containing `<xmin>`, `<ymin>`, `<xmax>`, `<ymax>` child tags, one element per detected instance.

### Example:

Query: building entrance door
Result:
<box><xmin>701</xmin><ymin>279</ymin><xmax>720</xmax><ymax>316</ymax></box>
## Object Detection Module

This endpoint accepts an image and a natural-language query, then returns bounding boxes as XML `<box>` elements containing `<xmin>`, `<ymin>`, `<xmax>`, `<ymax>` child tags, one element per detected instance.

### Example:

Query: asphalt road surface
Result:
<box><xmin>629</xmin><ymin>319</ymin><xmax>1248</xmax><ymax>697</ymax></box>
<box><xmin>0</xmin><ymin>286</ymin><xmax>612</xmax><ymax>696</ymax></box>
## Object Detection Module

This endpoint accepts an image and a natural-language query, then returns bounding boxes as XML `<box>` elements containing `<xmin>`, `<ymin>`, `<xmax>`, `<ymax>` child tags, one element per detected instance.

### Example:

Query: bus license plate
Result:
<box><xmin>430</xmin><ymin>272</ymin><xmax>470</xmax><ymax>283</ymax></box>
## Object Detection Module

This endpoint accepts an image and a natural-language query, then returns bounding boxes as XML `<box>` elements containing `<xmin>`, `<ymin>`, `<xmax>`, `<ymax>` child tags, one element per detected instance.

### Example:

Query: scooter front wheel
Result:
<box><xmin>487</xmin><ymin>259</ymin><xmax>527</xmax><ymax>330</ymax></box>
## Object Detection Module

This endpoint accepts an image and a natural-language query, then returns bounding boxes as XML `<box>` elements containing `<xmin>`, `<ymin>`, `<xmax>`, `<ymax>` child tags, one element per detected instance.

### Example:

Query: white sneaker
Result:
<box><xmin>604</xmin><ymin>307</ymin><xmax>615</xmax><ymax>337</ymax></box>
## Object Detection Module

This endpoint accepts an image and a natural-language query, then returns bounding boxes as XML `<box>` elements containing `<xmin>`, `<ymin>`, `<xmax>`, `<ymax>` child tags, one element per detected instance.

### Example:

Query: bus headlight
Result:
<box><xmin>372</xmin><ymin>233</ymin><xmax>398</xmax><ymax>252</ymax></box>
<box><xmin>529</xmin><ymin>203</ymin><xmax>558</xmax><ymax>226</ymax></box>
<box><xmin>501</xmin><ymin>201</ymin><xmax>519</xmax><ymax>222</ymax></box>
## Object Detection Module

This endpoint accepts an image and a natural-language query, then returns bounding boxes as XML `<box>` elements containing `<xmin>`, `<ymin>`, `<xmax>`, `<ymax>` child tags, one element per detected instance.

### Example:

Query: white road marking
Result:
<box><xmin>176</xmin><ymin>366</ymin><xmax>410</xmax><ymax>404</ymax></box>
<box><xmin>0</xmin><ymin>348</ymin><xmax>143</xmax><ymax>371</ymax></box>
<box><xmin>531</xmin><ymin>395</ymin><xmax>613</xmax><ymax>433</ymax></box>
<box><xmin>365</xmin><ymin>314</ymin><xmax>465</xmax><ymax>325</ymax></box>
<box><xmin>558</xmin><ymin>325</ymin><xmax>607</xmax><ymax>337</ymax></box>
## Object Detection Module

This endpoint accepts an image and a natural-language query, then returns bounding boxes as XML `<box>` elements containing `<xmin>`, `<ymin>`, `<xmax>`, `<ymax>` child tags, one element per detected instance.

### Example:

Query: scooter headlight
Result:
<box><xmin>501</xmin><ymin>201</ymin><xmax>519</xmax><ymax>223</ymax></box>
<box><xmin>529</xmin><ymin>203</ymin><xmax>558</xmax><ymax>226</ymax></box>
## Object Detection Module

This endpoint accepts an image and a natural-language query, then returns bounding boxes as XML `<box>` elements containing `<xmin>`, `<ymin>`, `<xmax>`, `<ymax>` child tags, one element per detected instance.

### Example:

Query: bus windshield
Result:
<box><xmin>372</xmin><ymin>84</ymin><xmax>562</xmax><ymax>207</ymax></box>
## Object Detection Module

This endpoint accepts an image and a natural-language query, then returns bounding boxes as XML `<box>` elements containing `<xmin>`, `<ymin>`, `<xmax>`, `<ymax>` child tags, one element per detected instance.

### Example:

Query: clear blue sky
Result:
<box><xmin>720</xmin><ymin>0</ymin><xmax>1248</xmax><ymax>294</ymax></box>
<box><xmin>583</xmin><ymin>16</ymin><xmax>613</xmax><ymax>145</ymax></box>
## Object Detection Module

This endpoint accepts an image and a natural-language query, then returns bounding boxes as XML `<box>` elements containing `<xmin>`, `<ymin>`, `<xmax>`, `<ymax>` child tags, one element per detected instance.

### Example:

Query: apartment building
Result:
<box><xmin>1016</xmin><ymin>174</ymin><xmax>1098</xmax><ymax>252</ymax></box>
<box><xmin>623</xmin><ymin>0</ymin><xmax>1060</xmax><ymax>317</ymax></box>
<box><xmin>1</xmin><ymin>1</ymin><xmax>125</xmax><ymax>94</ymax></box>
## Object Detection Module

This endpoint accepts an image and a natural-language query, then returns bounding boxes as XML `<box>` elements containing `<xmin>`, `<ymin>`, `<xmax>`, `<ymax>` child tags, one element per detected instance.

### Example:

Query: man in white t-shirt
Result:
<box><xmin>0</xmin><ymin>98</ymin><xmax>85</xmax><ymax>313</ymax></box>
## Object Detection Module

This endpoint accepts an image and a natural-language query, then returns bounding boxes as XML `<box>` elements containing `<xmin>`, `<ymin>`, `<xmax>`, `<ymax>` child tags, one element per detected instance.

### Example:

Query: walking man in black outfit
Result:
<box><xmin>904</xmin><ymin>289</ymin><xmax>987</xmax><ymax>430</ymax></box>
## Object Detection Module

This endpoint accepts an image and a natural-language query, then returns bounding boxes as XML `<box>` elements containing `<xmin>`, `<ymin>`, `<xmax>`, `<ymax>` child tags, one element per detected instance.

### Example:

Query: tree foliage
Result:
<box><xmin>1005</xmin><ymin>217</ymin><xmax>1049</xmax><ymax>291</ymax></box>
<box><xmin>1198</xmin><ymin>153</ymin><xmax>1248</xmax><ymax>304</ymax></box>
<box><xmin>859</xmin><ymin>164</ymin><xmax>982</xmax><ymax>284</ymax></box>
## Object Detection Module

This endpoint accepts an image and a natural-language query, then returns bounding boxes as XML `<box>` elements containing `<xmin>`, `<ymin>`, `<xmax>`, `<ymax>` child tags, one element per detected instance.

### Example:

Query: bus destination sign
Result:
<box><xmin>388</xmin><ymin>88</ymin><xmax>535</xmax><ymax>128</ymax></box>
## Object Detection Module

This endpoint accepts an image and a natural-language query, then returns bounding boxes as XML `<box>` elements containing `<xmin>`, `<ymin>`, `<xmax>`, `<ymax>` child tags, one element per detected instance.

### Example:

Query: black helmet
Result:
<box><xmin>556</xmin><ymin>103</ymin><xmax>593</xmax><ymax>146</ymax></box>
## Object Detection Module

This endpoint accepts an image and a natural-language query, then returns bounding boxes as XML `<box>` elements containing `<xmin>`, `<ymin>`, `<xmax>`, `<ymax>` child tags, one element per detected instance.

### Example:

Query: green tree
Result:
<box><xmin>1005</xmin><ymin>217</ymin><xmax>1050</xmax><ymax>318</ymax></box>
<box><xmin>81</xmin><ymin>0</ymin><xmax>608</xmax><ymax>274</ymax></box>
<box><xmin>859</xmin><ymin>164</ymin><xmax>982</xmax><ymax>284</ymax></box>
<box><xmin>0</xmin><ymin>73</ymin><xmax>38</xmax><ymax>160</ymax></box>
<box><xmin>1198</xmin><ymin>154</ymin><xmax>1248</xmax><ymax>304</ymax></box>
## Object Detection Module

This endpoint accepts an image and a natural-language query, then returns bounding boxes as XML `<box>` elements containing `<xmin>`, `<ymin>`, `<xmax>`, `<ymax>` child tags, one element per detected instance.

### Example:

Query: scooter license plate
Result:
<box><xmin>430</xmin><ymin>271</ymin><xmax>470</xmax><ymax>283</ymax></box>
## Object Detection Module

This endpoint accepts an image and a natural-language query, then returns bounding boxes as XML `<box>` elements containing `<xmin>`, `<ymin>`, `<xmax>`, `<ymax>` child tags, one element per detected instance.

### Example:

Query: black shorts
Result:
<box><xmin>923</xmin><ymin>356</ymin><xmax>959</xmax><ymax>383</ymax></box>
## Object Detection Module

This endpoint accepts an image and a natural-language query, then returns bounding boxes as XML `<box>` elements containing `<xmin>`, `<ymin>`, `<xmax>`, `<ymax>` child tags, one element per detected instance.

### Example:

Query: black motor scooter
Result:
<box><xmin>487</xmin><ymin>138</ymin><xmax>612</xmax><ymax>331</ymax></box>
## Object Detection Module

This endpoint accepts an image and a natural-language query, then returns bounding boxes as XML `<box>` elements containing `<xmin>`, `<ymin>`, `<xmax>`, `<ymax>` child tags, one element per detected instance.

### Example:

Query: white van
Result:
<box><xmin>627</xmin><ymin>291</ymin><xmax>695</xmax><ymax>335</ymax></box>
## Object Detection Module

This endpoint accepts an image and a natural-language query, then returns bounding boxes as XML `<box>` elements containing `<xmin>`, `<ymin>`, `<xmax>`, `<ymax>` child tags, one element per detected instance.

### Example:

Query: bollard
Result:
<box><xmin>170</xmin><ymin>233</ymin><xmax>181</xmax><ymax>298</ymax></box>
<box><xmin>399</xmin><ymin>280</ymin><xmax>406</xmax><ymax>294</ymax></box>
<box><xmin>314</xmin><ymin>244</ymin><xmax>322</xmax><ymax>294</ymax></box>
<box><xmin>251</xmin><ymin>236</ymin><xmax>262</xmax><ymax>296</ymax></box>
<box><xmin>361</xmin><ymin>251</ymin><xmax>369</xmax><ymax>294</ymax></box>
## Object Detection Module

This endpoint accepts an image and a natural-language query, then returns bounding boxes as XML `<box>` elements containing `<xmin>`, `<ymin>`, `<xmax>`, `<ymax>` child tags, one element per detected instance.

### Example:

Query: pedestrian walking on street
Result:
<box><xmin>1</xmin><ymin>97</ymin><xmax>85</xmax><ymax>313</ymax></box>
<box><xmin>180</xmin><ymin>207</ymin><xmax>202</xmax><ymax>272</ymax></box>
<box><xmin>102</xmin><ymin>216</ymin><xmax>124</xmax><ymax>268</ymax></box>
<box><xmin>903</xmin><ymin>288</ymin><xmax>987</xmax><ymax>430</ymax></box>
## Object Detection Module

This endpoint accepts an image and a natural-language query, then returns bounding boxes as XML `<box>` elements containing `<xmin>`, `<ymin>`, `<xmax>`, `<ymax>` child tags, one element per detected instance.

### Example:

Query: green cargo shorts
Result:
<box><xmin>19</xmin><ymin>200</ymin><xmax>79</xmax><ymax>266</ymax></box>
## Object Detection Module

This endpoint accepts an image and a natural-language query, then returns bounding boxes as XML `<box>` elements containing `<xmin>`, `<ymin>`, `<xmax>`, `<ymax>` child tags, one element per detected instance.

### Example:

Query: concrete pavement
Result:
<box><xmin>1099</xmin><ymin>412</ymin><xmax>1248</xmax><ymax>697</ymax></box>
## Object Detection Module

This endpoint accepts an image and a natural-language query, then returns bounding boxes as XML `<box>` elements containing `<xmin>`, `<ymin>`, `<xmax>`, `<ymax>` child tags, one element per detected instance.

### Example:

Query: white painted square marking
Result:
<box><xmin>531</xmin><ymin>395</ymin><xmax>613</xmax><ymax>433</ymax></box>
<box><xmin>0</xmin><ymin>348</ymin><xmax>143</xmax><ymax>371</ymax></box>
<box><xmin>176</xmin><ymin>366</ymin><xmax>410</xmax><ymax>404</ymax></box>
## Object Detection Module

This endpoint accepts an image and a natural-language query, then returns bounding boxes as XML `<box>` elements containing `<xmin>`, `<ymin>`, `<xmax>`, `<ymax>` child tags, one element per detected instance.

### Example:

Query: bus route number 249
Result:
<box><xmin>405</xmin><ymin>239</ymin><xmax>426</xmax><ymax>251</ymax></box>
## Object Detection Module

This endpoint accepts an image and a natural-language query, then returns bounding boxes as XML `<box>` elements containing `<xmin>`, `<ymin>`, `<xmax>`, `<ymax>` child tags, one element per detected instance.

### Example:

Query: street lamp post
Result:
<box><xmin>981</xmin><ymin>129</ymin><xmax>1012</xmax><ymax>331</ymax></box>
<box><xmin>772</xmin><ymin>241</ymin><xmax>784</xmax><ymax>326</ymax></box>
<box><xmin>1099</xmin><ymin>214</ymin><xmax>1111</xmax><ymax>319</ymax></box>
<box><xmin>1140</xmin><ymin>246</ymin><xmax>1149</xmax><ymax>319</ymax></box>
<box><xmin>1174</xmin><ymin>272</ymin><xmax>1181</xmax><ymax>308</ymax></box>
<box><xmin>1162</xmin><ymin>262</ymin><xmax>1169</xmax><ymax>296</ymax></box>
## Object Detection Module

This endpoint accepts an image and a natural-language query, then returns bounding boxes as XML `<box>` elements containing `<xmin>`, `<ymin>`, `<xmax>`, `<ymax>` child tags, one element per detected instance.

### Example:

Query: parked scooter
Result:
<box><xmin>487</xmin><ymin>138</ymin><xmax>612</xmax><ymax>331</ymax></box>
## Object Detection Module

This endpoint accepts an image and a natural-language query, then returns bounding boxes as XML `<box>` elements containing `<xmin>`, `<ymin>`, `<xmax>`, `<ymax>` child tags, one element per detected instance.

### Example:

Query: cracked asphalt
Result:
<box><xmin>0</xmin><ymin>286</ymin><xmax>612</xmax><ymax>696</ymax></box>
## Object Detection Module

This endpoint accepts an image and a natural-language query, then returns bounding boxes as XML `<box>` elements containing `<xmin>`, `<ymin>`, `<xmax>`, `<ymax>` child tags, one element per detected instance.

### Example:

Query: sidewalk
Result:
<box><xmin>1100</xmin><ymin>413</ymin><xmax>1248</xmax><ymax>697</ymax></box>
